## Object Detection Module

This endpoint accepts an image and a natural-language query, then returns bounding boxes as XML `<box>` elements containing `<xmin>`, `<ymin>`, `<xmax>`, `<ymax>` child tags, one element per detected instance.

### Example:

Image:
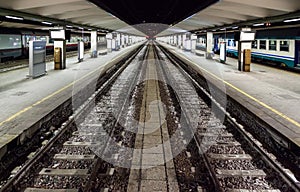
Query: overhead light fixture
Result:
<box><xmin>78</xmin><ymin>27</ymin><xmax>83</xmax><ymax>29</ymax></box>
<box><xmin>5</xmin><ymin>15</ymin><xmax>23</xmax><ymax>20</ymax></box>
<box><xmin>232</xmin><ymin>26</ymin><xmax>238</xmax><ymax>29</ymax></box>
<box><xmin>283</xmin><ymin>18</ymin><xmax>300</xmax><ymax>23</ymax></box>
<box><xmin>109</xmin><ymin>14</ymin><xmax>116</xmax><ymax>18</ymax></box>
<box><xmin>253</xmin><ymin>23</ymin><xmax>264</xmax><ymax>26</ymax></box>
<box><xmin>183</xmin><ymin>14</ymin><xmax>196</xmax><ymax>21</ymax></box>
<box><xmin>42</xmin><ymin>21</ymin><xmax>52</xmax><ymax>25</ymax></box>
<box><xmin>220</xmin><ymin>28</ymin><xmax>226</xmax><ymax>30</ymax></box>
<box><xmin>88</xmin><ymin>28</ymin><xmax>92</xmax><ymax>31</ymax></box>
<box><xmin>66</xmin><ymin>25</ymin><xmax>73</xmax><ymax>28</ymax></box>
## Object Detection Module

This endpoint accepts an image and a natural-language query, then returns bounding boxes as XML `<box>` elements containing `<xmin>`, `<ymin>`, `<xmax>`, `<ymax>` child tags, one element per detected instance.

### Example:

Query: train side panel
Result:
<box><xmin>0</xmin><ymin>34</ymin><xmax>22</xmax><ymax>62</ymax></box>
<box><xmin>252</xmin><ymin>39</ymin><xmax>295</xmax><ymax>68</ymax></box>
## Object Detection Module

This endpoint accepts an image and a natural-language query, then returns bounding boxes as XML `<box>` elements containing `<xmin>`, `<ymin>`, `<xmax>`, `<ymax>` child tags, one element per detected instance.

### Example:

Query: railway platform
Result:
<box><xmin>159</xmin><ymin>42</ymin><xmax>300</xmax><ymax>150</ymax></box>
<box><xmin>0</xmin><ymin>42</ymin><xmax>144</xmax><ymax>159</ymax></box>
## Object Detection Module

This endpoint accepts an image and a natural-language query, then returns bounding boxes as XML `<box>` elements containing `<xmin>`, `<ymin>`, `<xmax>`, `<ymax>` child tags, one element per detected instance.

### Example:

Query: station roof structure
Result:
<box><xmin>0</xmin><ymin>0</ymin><xmax>299</xmax><ymax>36</ymax></box>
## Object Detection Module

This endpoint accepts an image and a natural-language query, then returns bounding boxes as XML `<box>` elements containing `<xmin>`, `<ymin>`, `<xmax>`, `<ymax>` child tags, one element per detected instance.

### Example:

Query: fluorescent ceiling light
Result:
<box><xmin>78</xmin><ymin>27</ymin><xmax>83</xmax><ymax>29</ymax></box>
<box><xmin>42</xmin><ymin>21</ymin><xmax>52</xmax><ymax>25</ymax></box>
<box><xmin>66</xmin><ymin>25</ymin><xmax>73</xmax><ymax>28</ymax></box>
<box><xmin>283</xmin><ymin>18</ymin><xmax>300</xmax><ymax>23</ymax></box>
<box><xmin>5</xmin><ymin>15</ymin><xmax>23</xmax><ymax>20</ymax></box>
<box><xmin>232</xmin><ymin>26</ymin><xmax>238</xmax><ymax>29</ymax></box>
<box><xmin>253</xmin><ymin>23</ymin><xmax>264</xmax><ymax>26</ymax></box>
<box><xmin>183</xmin><ymin>14</ymin><xmax>196</xmax><ymax>21</ymax></box>
<box><xmin>220</xmin><ymin>28</ymin><xmax>226</xmax><ymax>30</ymax></box>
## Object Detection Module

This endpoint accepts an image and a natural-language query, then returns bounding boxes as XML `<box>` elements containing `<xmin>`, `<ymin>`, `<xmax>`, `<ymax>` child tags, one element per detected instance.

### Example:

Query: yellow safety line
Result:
<box><xmin>180</xmin><ymin>53</ymin><xmax>300</xmax><ymax>129</ymax></box>
<box><xmin>0</xmin><ymin>48</ymin><xmax>134</xmax><ymax>127</ymax></box>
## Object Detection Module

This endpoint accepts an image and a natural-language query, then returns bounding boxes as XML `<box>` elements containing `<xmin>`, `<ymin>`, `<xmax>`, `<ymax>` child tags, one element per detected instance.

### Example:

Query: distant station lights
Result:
<box><xmin>284</xmin><ymin>18</ymin><xmax>300</xmax><ymax>23</ymax></box>
<box><xmin>41</xmin><ymin>21</ymin><xmax>52</xmax><ymax>25</ymax></box>
<box><xmin>253</xmin><ymin>23</ymin><xmax>264</xmax><ymax>27</ymax></box>
<box><xmin>5</xmin><ymin>15</ymin><xmax>23</xmax><ymax>20</ymax></box>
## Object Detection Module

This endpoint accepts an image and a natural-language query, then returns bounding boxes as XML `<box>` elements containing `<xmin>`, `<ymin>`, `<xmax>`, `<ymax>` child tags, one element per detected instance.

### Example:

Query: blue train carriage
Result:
<box><xmin>251</xmin><ymin>38</ymin><xmax>300</xmax><ymax>68</ymax></box>
<box><xmin>212</xmin><ymin>27</ymin><xmax>300</xmax><ymax>69</ymax></box>
<box><xmin>251</xmin><ymin>26</ymin><xmax>300</xmax><ymax>69</ymax></box>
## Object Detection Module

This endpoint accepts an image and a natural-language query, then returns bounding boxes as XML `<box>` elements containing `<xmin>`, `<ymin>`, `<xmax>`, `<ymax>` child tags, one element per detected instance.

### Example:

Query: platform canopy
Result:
<box><xmin>0</xmin><ymin>0</ymin><xmax>299</xmax><ymax>36</ymax></box>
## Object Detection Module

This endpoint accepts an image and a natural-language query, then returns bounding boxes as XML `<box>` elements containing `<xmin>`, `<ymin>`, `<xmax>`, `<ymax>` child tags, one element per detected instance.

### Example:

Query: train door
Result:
<box><xmin>295</xmin><ymin>40</ymin><xmax>300</xmax><ymax>67</ymax></box>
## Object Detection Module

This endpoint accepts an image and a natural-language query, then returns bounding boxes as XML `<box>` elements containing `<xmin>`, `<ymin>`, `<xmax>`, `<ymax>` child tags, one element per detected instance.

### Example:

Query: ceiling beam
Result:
<box><xmin>200</xmin><ymin>8</ymin><xmax>254</xmax><ymax>21</ymax></box>
<box><xmin>11</xmin><ymin>0</ymin><xmax>85</xmax><ymax>10</ymax></box>
<box><xmin>224</xmin><ymin>0</ymin><xmax>299</xmax><ymax>12</ymax></box>
<box><xmin>212</xmin><ymin>2</ymin><xmax>284</xmax><ymax>18</ymax></box>
<box><xmin>56</xmin><ymin>8</ymin><xmax>103</xmax><ymax>19</ymax></box>
<box><xmin>183</xmin><ymin>19</ymin><xmax>218</xmax><ymax>27</ymax></box>
<box><xmin>195</xmin><ymin>14</ymin><xmax>237</xmax><ymax>24</ymax></box>
<box><xmin>24</xmin><ymin>3</ymin><xmax>92</xmax><ymax>16</ymax></box>
<box><xmin>70</xmin><ymin>15</ymin><xmax>112</xmax><ymax>23</ymax></box>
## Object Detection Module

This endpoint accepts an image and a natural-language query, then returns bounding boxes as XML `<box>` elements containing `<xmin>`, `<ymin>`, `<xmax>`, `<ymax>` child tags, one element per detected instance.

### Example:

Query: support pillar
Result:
<box><xmin>182</xmin><ymin>34</ymin><xmax>186</xmax><ymax>50</ymax></box>
<box><xmin>106</xmin><ymin>33</ymin><xmax>112</xmax><ymax>53</ymax></box>
<box><xmin>206</xmin><ymin>32</ymin><xmax>213</xmax><ymax>59</ymax></box>
<box><xmin>121</xmin><ymin>34</ymin><xmax>125</xmax><ymax>48</ymax></box>
<box><xmin>191</xmin><ymin>34</ymin><xmax>197</xmax><ymax>53</ymax></box>
<box><xmin>178</xmin><ymin>35</ymin><xmax>182</xmax><ymax>48</ymax></box>
<box><xmin>125</xmin><ymin>35</ymin><xmax>129</xmax><ymax>46</ymax></box>
<box><xmin>116</xmin><ymin>33</ymin><xmax>120</xmax><ymax>50</ymax></box>
<box><xmin>186</xmin><ymin>33</ymin><xmax>192</xmax><ymax>51</ymax></box>
<box><xmin>238</xmin><ymin>28</ymin><xmax>253</xmax><ymax>71</ymax></box>
<box><xmin>91</xmin><ymin>31</ymin><xmax>98</xmax><ymax>58</ymax></box>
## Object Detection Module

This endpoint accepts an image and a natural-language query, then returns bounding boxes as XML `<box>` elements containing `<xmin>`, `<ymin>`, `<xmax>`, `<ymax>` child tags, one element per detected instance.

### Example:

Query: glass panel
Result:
<box><xmin>280</xmin><ymin>41</ymin><xmax>289</xmax><ymax>52</ymax></box>
<box><xmin>260</xmin><ymin>40</ymin><xmax>266</xmax><ymax>50</ymax></box>
<box><xmin>0</xmin><ymin>34</ymin><xmax>22</xmax><ymax>50</ymax></box>
<box><xmin>252</xmin><ymin>40</ymin><xmax>258</xmax><ymax>49</ymax></box>
<box><xmin>269</xmin><ymin>40</ymin><xmax>277</xmax><ymax>51</ymax></box>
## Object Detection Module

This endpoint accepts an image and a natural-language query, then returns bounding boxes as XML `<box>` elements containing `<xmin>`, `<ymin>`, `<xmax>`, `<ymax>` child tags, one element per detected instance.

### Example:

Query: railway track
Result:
<box><xmin>0</xmin><ymin>44</ymin><xmax>147</xmax><ymax>192</ymax></box>
<box><xmin>155</xmin><ymin>43</ymin><xmax>300</xmax><ymax>191</ymax></box>
<box><xmin>1</xmin><ymin>42</ymin><xmax>299</xmax><ymax>191</ymax></box>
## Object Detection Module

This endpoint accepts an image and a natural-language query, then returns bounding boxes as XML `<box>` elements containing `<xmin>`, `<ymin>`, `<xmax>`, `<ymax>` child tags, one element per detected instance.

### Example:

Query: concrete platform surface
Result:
<box><xmin>0</xmin><ymin>42</ymin><xmax>144</xmax><ymax>159</ymax></box>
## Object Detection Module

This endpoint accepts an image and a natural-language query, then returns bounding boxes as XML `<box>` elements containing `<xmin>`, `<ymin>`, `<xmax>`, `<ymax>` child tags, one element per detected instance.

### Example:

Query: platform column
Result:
<box><xmin>125</xmin><ymin>35</ymin><xmax>129</xmax><ymax>46</ymax></box>
<box><xmin>174</xmin><ymin>35</ymin><xmax>177</xmax><ymax>46</ymax></box>
<box><xmin>186</xmin><ymin>33</ymin><xmax>192</xmax><ymax>51</ymax></box>
<box><xmin>129</xmin><ymin>36</ymin><xmax>132</xmax><ymax>45</ymax></box>
<box><xmin>116</xmin><ymin>33</ymin><xmax>121</xmax><ymax>50</ymax></box>
<box><xmin>91</xmin><ymin>31</ymin><xmax>98</xmax><ymax>58</ymax></box>
<box><xmin>177</xmin><ymin>35</ymin><xmax>181</xmax><ymax>48</ymax></box>
<box><xmin>206</xmin><ymin>32</ymin><xmax>213</xmax><ymax>59</ymax></box>
<box><xmin>54</xmin><ymin>40</ymin><xmax>66</xmax><ymax>69</ymax></box>
<box><xmin>191</xmin><ymin>34</ymin><xmax>197</xmax><ymax>53</ymax></box>
<box><xmin>121</xmin><ymin>34</ymin><xmax>125</xmax><ymax>48</ymax></box>
<box><xmin>182</xmin><ymin>34</ymin><xmax>187</xmax><ymax>50</ymax></box>
<box><xmin>106</xmin><ymin>33</ymin><xmax>112</xmax><ymax>53</ymax></box>
<box><xmin>238</xmin><ymin>28</ymin><xmax>254</xmax><ymax>71</ymax></box>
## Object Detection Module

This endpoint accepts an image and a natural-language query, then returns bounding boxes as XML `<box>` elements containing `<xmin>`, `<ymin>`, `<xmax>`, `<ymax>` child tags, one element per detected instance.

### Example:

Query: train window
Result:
<box><xmin>0</xmin><ymin>34</ymin><xmax>21</xmax><ymax>50</ymax></box>
<box><xmin>228</xmin><ymin>40</ymin><xmax>235</xmax><ymax>47</ymax></box>
<box><xmin>269</xmin><ymin>40</ymin><xmax>277</xmax><ymax>51</ymax></box>
<box><xmin>280</xmin><ymin>41</ymin><xmax>289</xmax><ymax>52</ymax></box>
<box><xmin>252</xmin><ymin>40</ymin><xmax>258</xmax><ymax>49</ymax></box>
<box><xmin>259</xmin><ymin>40</ymin><xmax>266</xmax><ymax>50</ymax></box>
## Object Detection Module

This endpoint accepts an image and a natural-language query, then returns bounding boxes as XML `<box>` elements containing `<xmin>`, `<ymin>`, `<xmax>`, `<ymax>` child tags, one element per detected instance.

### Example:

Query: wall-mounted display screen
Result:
<box><xmin>240</xmin><ymin>31</ymin><xmax>256</xmax><ymax>41</ymax></box>
<box><xmin>50</xmin><ymin>30</ymin><xmax>65</xmax><ymax>40</ymax></box>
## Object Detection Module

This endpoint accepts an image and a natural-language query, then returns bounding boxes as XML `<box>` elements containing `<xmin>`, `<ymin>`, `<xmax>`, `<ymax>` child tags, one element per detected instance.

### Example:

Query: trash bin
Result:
<box><xmin>244</xmin><ymin>49</ymin><xmax>251</xmax><ymax>72</ymax></box>
<box><xmin>91</xmin><ymin>50</ymin><xmax>97</xmax><ymax>58</ymax></box>
<box><xmin>54</xmin><ymin>47</ymin><xmax>62</xmax><ymax>70</ymax></box>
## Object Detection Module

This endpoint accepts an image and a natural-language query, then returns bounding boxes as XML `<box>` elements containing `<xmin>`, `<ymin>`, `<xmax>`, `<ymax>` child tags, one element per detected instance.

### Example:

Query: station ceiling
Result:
<box><xmin>0</xmin><ymin>0</ymin><xmax>299</xmax><ymax>36</ymax></box>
